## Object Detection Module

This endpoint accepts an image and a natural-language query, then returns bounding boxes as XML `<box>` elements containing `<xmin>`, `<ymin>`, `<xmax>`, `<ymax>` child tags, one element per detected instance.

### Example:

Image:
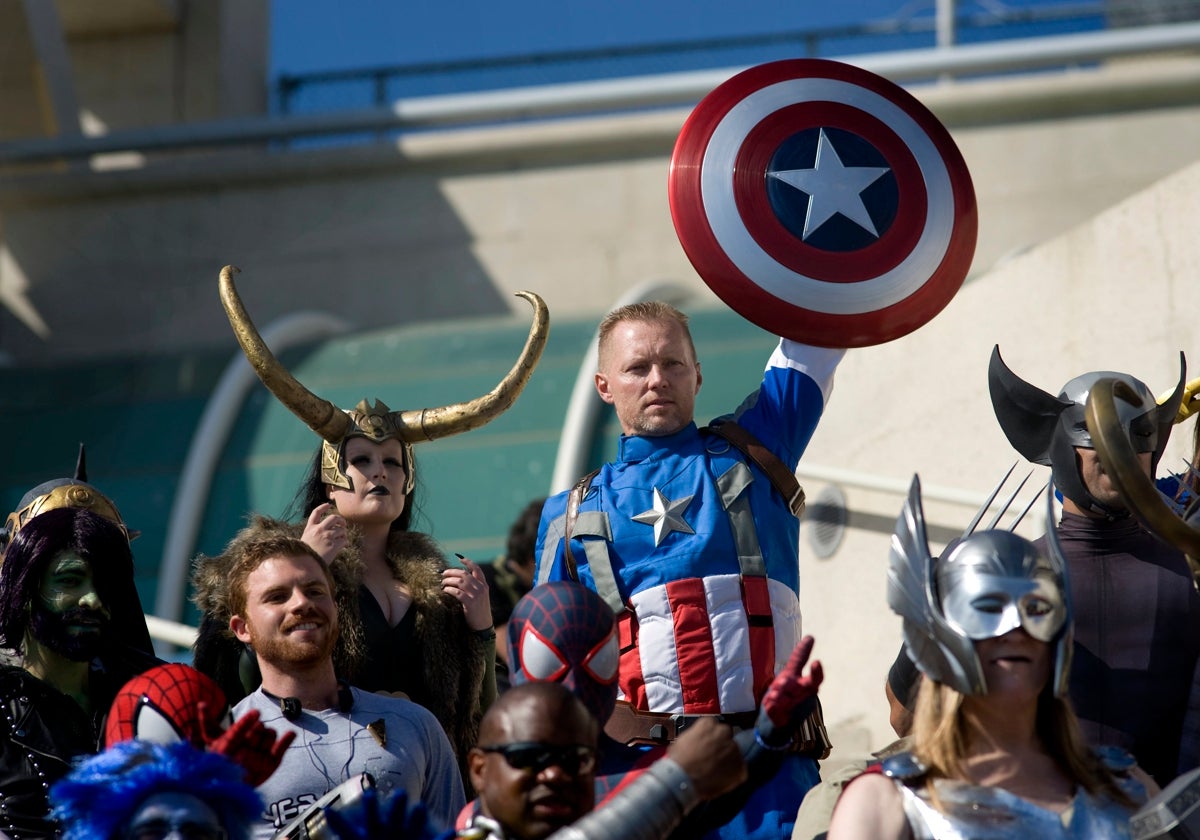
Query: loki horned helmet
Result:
<box><xmin>1</xmin><ymin>445</ymin><xmax>131</xmax><ymax>553</ymax></box>
<box><xmin>988</xmin><ymin>345</ymin><xmax>1185</xmax><ymax>518</ymax></box>
<box><xmin>887</xmin><ymin>467</ymin><xmax>1072</xmax><ymax>697</ymax></box>
<box><xmin>219</xmin><ymin>265</ymin><xmax>550</xmax><ymax>491</ymax></box>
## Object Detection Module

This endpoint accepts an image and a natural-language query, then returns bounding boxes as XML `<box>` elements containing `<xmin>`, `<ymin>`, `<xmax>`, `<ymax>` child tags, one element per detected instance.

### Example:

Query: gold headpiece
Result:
<box><xmin>318</xmin><ymin>400</ymin><xmax>416</xmax><ymax>492</ymax></box>
<box><xmin>219</xmin><ymin>265</ymin><xmax>550</xmax><ymax>490</ymax></box>
<box><xmin>3</xmin><ymin>483</ymin><xmax>130</xmax><ymax>551</ymax></box>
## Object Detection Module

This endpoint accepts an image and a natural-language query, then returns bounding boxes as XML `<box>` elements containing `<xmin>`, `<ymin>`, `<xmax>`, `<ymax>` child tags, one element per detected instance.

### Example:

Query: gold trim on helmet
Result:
<box><xmin>3</xmin><ymin>484</ymin><xmax>131</xmax><ymax>549</ymax></box>
<box><xmin>319</xmin><ymin>400</ymin><xmax>417</xmax><ymax>493</ymax></box>
<box><xmin>219</xmin><ymin>265</ymin><xmax>550</xmax><ymax>491</ymax></box>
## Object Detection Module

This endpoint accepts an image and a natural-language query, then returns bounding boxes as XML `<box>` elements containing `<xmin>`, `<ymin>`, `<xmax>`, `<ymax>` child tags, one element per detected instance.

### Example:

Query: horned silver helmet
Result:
<box><xmin>887</xmin><ymin>470</ymin><xmax>1073</xmax><ymax>697</ymax></box>
<box><xmin>988</xmin><ymin>345</ymin><xmax>1185</xmax><ymax>518</ymax></box>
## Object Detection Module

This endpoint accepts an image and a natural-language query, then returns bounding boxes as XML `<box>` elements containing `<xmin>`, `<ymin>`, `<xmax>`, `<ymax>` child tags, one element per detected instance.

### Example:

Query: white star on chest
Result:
<box><xmin>767</xmin><ymin>127</ymin><xmax>890</xmax><ymax>240</ymax></box>
<box><xmin>631</xmin><ymin>487</ymin><xmax>695</xmax><ymax>546</ymax></box>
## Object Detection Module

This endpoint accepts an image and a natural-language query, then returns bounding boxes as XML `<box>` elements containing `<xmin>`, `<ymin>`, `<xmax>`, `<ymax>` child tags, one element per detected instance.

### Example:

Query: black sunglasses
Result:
<box><xmin>478</xmin><ymin>742</ymin><xmax>597</xmax><ymax>775</ymax></box>
<box><xmin>125</xmin><ymin>820</ymin><xmax>227</xmax><ymax>840</ymax></box>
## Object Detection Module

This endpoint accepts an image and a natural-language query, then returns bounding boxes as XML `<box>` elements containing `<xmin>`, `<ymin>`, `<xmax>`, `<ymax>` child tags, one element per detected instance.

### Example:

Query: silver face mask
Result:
<box><xmin>887</xmin><ymin>472</ymin><xmax>1073</xmax><ymax>697</ymax></box>
<box><xmin>938</xmin><ymin>540</ymin><xmax>1068</xmax><ymax>645</ymax></box>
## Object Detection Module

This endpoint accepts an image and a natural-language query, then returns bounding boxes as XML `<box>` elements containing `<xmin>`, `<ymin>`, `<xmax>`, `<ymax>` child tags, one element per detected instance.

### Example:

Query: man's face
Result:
<box><xmin>595</xmin><ymin>318</ymin><xmax>701</xmax><ymax>437</ymax></box>
<box><xmin>230</xmin><ymin>554</ymin><xmax>338</xmax><ymax>669</ymax></box>
<box><xmin>28</xmin><ymin>550</ymin><xmax>111</xmax><ymax>662</ymax></box>
<box><xmin>470</xmin><ymin>699</ymin><xmax>596</xmax><ymax>840</ymax></box>
<box><xmin>1075</xmin><ymin>446</ymin><xmax>1151</xmax><ymax>511</ymax></box>
<box><xmin>124</xmin><ymin>791</ymin><xmax>226</xmax><ymax>840</ymax></box>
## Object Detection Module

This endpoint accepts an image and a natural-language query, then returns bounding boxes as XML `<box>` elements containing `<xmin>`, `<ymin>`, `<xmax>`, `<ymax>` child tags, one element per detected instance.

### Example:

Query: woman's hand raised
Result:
<box><xmin>443</xmin><ymin>555</ymin><xmax>493</xmax><ymax>631</ymax></box>
<box><xmin>302</xmin><ymin>502</ymin><xmax>348</xmax><ymax>563</ymax></box>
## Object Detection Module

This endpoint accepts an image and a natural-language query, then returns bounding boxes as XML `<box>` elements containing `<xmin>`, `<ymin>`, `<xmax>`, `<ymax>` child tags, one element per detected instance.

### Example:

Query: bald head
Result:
<box><xmin>479</xmin><ymin>682</ymin><xmax>598</xmax><ymax>746</ymax></box>
<box><xmin>471</xmin><ymin>683</ymin><xmax>599</xmax><ymax>840</ymax></box>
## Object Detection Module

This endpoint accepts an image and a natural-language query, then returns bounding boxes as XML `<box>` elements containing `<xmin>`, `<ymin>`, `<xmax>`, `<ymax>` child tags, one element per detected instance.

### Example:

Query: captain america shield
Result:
<box><xmin>669</xmin><ymin>59</ymin><xmax>976</xmax><ymax>347</ymax></box>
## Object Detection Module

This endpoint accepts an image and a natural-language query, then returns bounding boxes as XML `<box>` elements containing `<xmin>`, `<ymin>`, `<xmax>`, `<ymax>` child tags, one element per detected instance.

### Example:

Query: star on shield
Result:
<box><xmin>632</xmin><ymin>487</ymin><xmax>695</xmax><ymax>546</ymax></box>
<box><xmin>768</xmin><ymin>128</ymin><xmax>890</xmax><ymax>240</ymax></box>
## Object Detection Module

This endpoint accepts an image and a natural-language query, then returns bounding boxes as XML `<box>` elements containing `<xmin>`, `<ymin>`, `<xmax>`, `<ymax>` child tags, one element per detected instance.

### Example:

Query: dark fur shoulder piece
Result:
<box><xmin>189</xmin><ymin>515</ymin><xmax>366</xmax><ymax>701</ymax></box>
<box><xmin>381</xmin><ymin>530</ymin><xmax>490</xmax><ymax>782</ymax></box>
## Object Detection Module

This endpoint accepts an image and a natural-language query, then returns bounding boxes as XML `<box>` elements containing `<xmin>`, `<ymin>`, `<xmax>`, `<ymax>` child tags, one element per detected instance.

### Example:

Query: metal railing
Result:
<box><xmin>4</xmin><ymin>19</ymin><xmax>1200</xmax><ymax>168</ymax></box>
<box><xmin>276</xmin><ymin>1</ymin><xmax>1115</xmax><ymax>114</ymax></box>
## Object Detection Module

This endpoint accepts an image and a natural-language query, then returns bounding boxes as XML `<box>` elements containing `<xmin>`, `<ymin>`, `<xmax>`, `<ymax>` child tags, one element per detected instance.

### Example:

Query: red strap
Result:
<box><xmin>742</xmin><ymin>576</ymin><xmax>776</xmax><ymax>703</ymax></box>
<box><xmin>617</xmin><ymin>610</ymin><xmax>647</xmax><ymax>710</ymax></box>
<box><xmin>666</xmin><ymin>578</ymin><xmax>720</xmax><ymax>714</ymax></box>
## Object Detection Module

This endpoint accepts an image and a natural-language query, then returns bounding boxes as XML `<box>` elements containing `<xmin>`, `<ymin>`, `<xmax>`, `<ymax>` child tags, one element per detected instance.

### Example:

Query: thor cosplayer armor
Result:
<box><xmin>988</xmin><ymin>345</ymin><xmax>1185</xmax><ymax>518</ymax></box>
<box><xmin>887</xmin><ymin>473</ymin><xmax>1072</xmax><ymax>697</ymax></box>
<box><xmin>218</xmin><ymin>265</ymin><xmax>549</xmax><ymax>488</ymax></box>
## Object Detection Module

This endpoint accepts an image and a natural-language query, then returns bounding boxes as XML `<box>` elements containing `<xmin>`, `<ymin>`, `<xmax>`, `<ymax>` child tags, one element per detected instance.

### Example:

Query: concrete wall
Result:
<box><xmin>803</xmin><ymin>156</ymin><xmax>1200</xmax><ymax>766</ymax></box>
<box><xmin>2</xmin><ymin>55</ymin><xmax>1199</xmax><ymax>366</ymax></box>
<box><xmin>0</xmin><ymin>0</ymin><xmax>268</xmax><ymax>142</ymax></box>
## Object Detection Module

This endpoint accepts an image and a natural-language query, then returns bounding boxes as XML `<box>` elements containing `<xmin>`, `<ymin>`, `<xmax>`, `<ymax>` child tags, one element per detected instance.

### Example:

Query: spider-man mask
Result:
<box><xmin>105</xmin><ymin>663</ymin><xmax>232</xmax><ymax>748</ymax></box>
<box><xmin>507</xmin><ymin>581</ymin><xmax>619</xmax><ymax>724</ymax></box>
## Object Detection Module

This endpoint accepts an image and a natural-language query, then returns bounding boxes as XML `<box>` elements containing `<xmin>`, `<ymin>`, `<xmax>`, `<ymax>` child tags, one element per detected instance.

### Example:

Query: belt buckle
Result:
<box><xmin>669</xmin><ymin>713</ymin><xmax>689</xmax><ymax>739</ymax></box>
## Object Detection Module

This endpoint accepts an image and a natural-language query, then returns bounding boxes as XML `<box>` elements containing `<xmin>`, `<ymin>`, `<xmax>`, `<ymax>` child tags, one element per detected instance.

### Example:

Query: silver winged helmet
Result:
<box><xmin>886</xmin><ymin>470</ymin><xmax>1073</xmax><ymax>697</ymax></box>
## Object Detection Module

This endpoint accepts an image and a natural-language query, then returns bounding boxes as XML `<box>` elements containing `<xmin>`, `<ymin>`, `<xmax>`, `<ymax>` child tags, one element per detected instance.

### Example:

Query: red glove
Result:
<box><xmin>206</xmin><ymin>707</ymin><xmax>296</xmax><ymax>786</ymax></box>
<box><xmin>761</xmin><ymin>635</ymin><xmax>823</xmax><ymax>729</ymax></box>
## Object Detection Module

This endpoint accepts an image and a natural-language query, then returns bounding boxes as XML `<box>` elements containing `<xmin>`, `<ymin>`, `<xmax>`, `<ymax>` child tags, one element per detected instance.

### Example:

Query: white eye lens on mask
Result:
<box><xmin>519</xmin><ymin>625</ymin><xmax>569</xmax><ymax>682</ymax></box>
<box><xmin>582</xmin><ymin>627</ymin><xmax>619</xmax><ymax>684</ymax></box>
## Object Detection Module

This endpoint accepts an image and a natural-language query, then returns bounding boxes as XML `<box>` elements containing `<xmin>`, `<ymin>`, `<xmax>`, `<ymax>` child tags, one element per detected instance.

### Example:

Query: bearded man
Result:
<box><xmin>223</xmin><ymin>534</ymin><xmax>463</xmax><ymax>839</ymax></box>
<box><xmin>0</xmin><ymin>505</ymin><xmax>158</xmax><ymax>840</ymax></box>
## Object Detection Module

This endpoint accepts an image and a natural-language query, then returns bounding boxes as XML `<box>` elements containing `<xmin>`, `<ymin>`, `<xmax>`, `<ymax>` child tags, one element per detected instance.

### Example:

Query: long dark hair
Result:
<box><xmin>0</xmin><ymin>507</ymin><xmax>137</xmax><ymax>650</ymax></box>
<box><xmin>284</xmin><ymin>443</ymin><xmax>419</xmax><ymax>533</ymax></box>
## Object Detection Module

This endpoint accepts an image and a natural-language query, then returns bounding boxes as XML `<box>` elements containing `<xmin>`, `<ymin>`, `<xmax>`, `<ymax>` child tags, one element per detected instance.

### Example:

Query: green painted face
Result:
<box><xmin>28</xmin><ymin>550</ymin><xmax>112</xmax><ymax>661</ymax></box>
<box><xmin>37</xmin><ymin>551</ymin><xmax>106</xmax><ymax>617</ymax></box>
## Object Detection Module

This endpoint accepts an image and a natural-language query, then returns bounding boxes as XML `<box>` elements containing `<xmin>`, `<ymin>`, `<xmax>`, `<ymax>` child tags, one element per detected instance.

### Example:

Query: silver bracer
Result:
<box><xmin>549</xmin><ymin>758</ymin><xmax>700</xmax><ymax>840</ymax></box>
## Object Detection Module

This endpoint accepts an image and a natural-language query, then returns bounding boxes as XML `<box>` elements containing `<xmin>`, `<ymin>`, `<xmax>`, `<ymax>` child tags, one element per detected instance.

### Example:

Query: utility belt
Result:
<box><xmin>605</xmin><ymin>697</ymin><xmax>833</xmax><ymax>760</ymax></box>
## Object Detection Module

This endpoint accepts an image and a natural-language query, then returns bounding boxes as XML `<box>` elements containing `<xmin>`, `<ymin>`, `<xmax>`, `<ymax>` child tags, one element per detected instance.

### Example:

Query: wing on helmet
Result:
<box><xmin>886</xmin><ymin>475</ymin><xmax>983</xmax><ymax>695</ymax></box>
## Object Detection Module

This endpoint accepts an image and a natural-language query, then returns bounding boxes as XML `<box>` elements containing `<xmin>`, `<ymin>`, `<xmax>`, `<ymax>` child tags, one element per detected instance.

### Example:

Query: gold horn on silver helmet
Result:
<box><xmin>219</xmin><ymin>265</ymin><xmax>550</xmax><ymax>491</ymax></box>
<box><xmin>1086</xmin><ymin>376</ymin><xmax>1200</xmax><ymax>582</ymax></box>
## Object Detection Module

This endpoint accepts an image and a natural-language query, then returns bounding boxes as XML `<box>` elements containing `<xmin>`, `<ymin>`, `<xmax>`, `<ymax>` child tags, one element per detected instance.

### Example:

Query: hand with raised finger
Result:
<box><xmin>302</xmin><ymin>502</ymin><xmax>348</xmax><ymax>564</ymax></box>
<box><xmin>443</xmin><ymin>555</ymin><xmax>493</xmax><ymax>631</ymax></box>
<box><xmin>209</xmin><ymin>708</ymin><xmax>297</xmax><ymax>786</ymax></box>
<box><xmin>761</xmin><ymin>635</ymin><xmax>823</xmax><ymax>730</ymax></box>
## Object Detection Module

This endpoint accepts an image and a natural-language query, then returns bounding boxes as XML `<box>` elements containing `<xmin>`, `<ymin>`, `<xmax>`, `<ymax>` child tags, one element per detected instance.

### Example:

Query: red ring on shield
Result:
<box><xmin>669</xmin><ymin>59</ymin><xmax>976</xmax><ymax>348</ymax></box>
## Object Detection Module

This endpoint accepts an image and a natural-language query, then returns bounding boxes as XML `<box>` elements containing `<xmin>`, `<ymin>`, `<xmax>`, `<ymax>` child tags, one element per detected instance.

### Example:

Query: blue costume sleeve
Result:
<box><xmin>723</xmin><ymin>340</ymin><xmax>845</xmax><ymax>470</ymax></box>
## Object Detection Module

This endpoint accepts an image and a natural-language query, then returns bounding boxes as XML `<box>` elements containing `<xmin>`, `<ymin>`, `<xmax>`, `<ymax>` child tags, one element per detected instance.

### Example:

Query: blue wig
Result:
<box><xmin>50</xmin><ymin>740</ymin><xmax>262</xmax><ymax>840</ymax></box>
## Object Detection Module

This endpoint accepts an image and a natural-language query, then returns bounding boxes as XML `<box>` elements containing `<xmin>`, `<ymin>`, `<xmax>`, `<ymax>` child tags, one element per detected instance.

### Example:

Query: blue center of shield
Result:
<box><xmin>765</xmin><ymin>127</ymin><xmax>898</xmax><ymax>252</ymax></box>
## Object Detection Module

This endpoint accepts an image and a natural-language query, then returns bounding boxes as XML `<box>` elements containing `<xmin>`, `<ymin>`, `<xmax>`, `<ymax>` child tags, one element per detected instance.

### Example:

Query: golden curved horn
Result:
<box><xmin>389</xmin><ymin>290</ymin><xmax>550</xmax><ymax>442</ymax></box>
<box><xmin>1087</xmin><ymin>378</ymin><xmax>1200</xmax><ymax>570</ymax></box>
<box><xmin>1160</xmin><ymin>375</ymin><xmax>1200</xmax><ymax>424</ymax></box>
<box><xmin>219</xmin><ymin>265</ymin><xmax>352</xmax><ymax>444</ymax></box>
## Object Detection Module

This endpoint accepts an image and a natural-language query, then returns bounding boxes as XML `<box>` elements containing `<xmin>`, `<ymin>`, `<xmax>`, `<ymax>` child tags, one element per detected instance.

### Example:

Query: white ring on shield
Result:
<box><xmin>700</xmin><ymin>77</ymin><xmax>957</xmax><ymax>315</ymax></box>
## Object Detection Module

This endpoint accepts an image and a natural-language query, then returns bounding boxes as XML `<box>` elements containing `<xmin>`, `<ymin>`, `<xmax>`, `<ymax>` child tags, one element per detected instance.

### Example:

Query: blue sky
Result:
<box><xmin>269</xmin><ymin>1</ymin><xmax>1104</xmax><ymax>112</ymax></box>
